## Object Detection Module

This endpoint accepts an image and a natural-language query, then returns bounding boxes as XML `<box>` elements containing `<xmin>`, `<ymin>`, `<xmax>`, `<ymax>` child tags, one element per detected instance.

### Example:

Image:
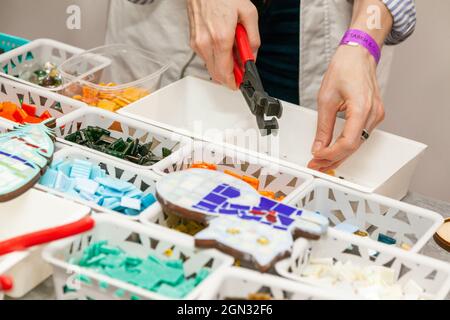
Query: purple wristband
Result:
<box><xmin>340</xmin><ymin>29</ymin><xmax>381</xmax><ymax>64</ymax></box>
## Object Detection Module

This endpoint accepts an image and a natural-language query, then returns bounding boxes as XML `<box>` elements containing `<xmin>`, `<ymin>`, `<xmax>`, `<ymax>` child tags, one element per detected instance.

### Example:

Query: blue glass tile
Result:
<box><xmin>258</xmin><ymin>197</ymin><xmax>277</xmax><ymax>210</ymax></box>
<box><xmin>273</xmin><ymin>203</ymin><xmax>296</xmax><ymax>216</ymax></box>
<box><xmin>230</xmin><ymin>204</ymin><xmax>251</xmax><ymax>210</ymax></box>
<box><xmin>278</xmin><ymin>214</ymin><xmax>295</xmax><ymax>226</ymax></box>
<box><xmin>213</xmin><ymin>185</ymin><xmax>226</xmax><ymax>193</ymax></box>
<box><xmin>204</xmin><ymin>192</ymin><xmax>228</xmax><ymax>205</ymax></box>
<box><xmin>218</xmin><ymin>209</ymin><xmax>239</xmax><ymax>215</ymax></box>
<box><xmin>220</xmin><ymin>186</ymin><xmax>240</xmax><ymax>198</ymax></box>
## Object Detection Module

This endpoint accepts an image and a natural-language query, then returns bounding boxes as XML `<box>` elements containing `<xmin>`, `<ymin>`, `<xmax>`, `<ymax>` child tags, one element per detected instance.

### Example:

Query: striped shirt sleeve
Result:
<box><xmin>382</xmin><ymin>0</ymin><xmax>417</xmax><ymax>45</ymax></box>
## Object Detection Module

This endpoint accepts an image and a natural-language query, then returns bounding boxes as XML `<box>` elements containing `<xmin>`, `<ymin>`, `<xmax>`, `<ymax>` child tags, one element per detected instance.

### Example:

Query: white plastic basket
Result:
<box><xmin>291</xmin><ymin>179</ymin><xmax>443</xmax><ymax>252</ymax></box>
<box><xmin>0</xmin><ymin>38</ymin><xmax>84</xmax><ymax>91</ymax></box>
<box><xmin>0</xmin><ymin>76</ymin><xmax>86</xmax><ymax>125</ymax></box>
<box><xmin>55</xmin><ymin>108</ymin><xmax>191</xmax><ymax>170</ymax></box>
<box><xmin>43</xmin><ymin>215</ymin><xmax>234</xmax><ymax>300</ymax></box>
<box><xmin>35</xmin><ymin>147</ymin><xmax>162</xmax><ymax>221</ymax></box>
<box><xmin>275</xmin><ymin>229</ymin><xmax>450</xmax><ymax>300</ymax></box>
<box><xmin>152</xmin><ymin>141</ymin><xmax>314</xmax><ymax>202</ymax></box>
<box><xmin>198</xmin><ymin>267</ymin><xmax>346</xmax><ymax>300</ymax></box>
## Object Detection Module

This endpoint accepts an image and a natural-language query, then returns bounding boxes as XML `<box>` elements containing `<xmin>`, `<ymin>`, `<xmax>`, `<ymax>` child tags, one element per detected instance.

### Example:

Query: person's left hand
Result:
<box><xmin>308</xmin><ymin>44</ymin><xmax>385</xmax><ymax>172</ymax></box>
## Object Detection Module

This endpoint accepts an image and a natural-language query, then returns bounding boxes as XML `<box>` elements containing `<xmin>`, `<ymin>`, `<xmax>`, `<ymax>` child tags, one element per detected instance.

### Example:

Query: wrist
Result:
<box><xmin>350</xmin><ymin>0</ymin><xmax>393</xmax><ymax>47</ymax></box>
<box><xmin>340</xmin><ymin>29</ymin><xmax>381</xmax><ymax>64</ymax></box>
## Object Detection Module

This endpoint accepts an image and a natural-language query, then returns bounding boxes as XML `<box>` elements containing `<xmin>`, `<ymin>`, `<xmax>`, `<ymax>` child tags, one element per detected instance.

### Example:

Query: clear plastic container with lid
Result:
<box><xmin>58</xmin><ymin>44</ymin><xmax>172</xmax><ymax>111</ymax></box>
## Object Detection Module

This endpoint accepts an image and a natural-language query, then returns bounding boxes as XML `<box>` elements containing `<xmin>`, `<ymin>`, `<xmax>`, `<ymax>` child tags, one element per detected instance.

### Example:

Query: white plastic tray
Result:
<box><xmin>275</xmin><ymin>229</ymin><xmax>450</xmax><ymax>300</ymax></box>
<box><xmin>55</xmin><ymin>107</ymin><xmax>192</xmax><ymax>170</ymax></box>
<box><xmin>198</xmin><ymin>267</ymin><xmax>347</xmax><ymax>300</ymax></box>
<box><xmin>0</xmin><ymin>76</ymin><xmax>86</xmax><ymax>125</ymax></box>
<box><xmin>0</xmin><ymin>38</ymin><xmax>84</xmax><ymax>91</ymax></box>
<box><xmin>291</xmin><ymin>179</ymin><xmax>443</xmax><ymax>252</ymax></box>
<box><xmin>0</xmin><ymin>188</ymin><xmax>91</xmax><ymax>298</ymax></box>
<box><xmin>43</xmin><ymin>215</ymin><xmax>234</xmax><ymax>300</ymax></box>
<box><xmin>36</xmin><ymin>147</ymin><xmax>162</xmax><ymax>221</ymax></box>
<box><xmin>119</xmin><ymin>76</ymin><xmax>427</xmax><ymax>199</ymax></box>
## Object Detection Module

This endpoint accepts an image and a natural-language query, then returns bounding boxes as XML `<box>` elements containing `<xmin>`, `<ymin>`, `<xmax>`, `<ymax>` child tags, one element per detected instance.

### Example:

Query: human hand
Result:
<box><xmin>187</xmin><ymin>0</ymin><xmax>260</xmax><ymax>89</ymax></box>
<box><xmin>307</xmin><ymin>44</ymin><xmax>385</xmax><ymax>172</ymax></box>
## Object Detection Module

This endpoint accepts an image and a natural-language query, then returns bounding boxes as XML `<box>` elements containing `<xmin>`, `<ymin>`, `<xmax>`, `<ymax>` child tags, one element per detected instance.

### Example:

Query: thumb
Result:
<box><xmin>312</xmin><ymin>97</ymin><xmax>338</xmax><ymax>155</ymax></box>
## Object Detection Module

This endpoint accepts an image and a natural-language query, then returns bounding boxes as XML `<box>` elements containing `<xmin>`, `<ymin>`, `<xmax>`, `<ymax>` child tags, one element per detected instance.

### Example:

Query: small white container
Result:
<box><xmin>0</xmin><ymin>252</ymin><xmax>27</xmax><ymax>300</ymax></box>
<box><xmin>0</xmin><ymin>76</ymin><xmax>86</xmax><ymax>125</ymax></box>
<box><xmin>0</xmin><ymin>188</ymin><xmax>91</xmax><ymax>298</ymax></box>
<box><xmin>43</xmin><ymin>215</ymin><xmax>234</xmax><ymax>300</ymax></box>
<box><xmin>198</xmin><ymin>267</ymin><xmax>347</xmax><ymax>300</ymax></box>
<box><xmin>55</xmin><ymin>107</ymin><xmax>192</xmax><ymax>170</ymax></box>
<box><xmin>36</xmin><ymin>147</ymin><xmax>162</xmax><ymax>221</ymax></box>
<box><xmin>57</xmin><ymin>44</ymin><xmax>172</xmax><ymax>110</ymax></box>
<box><xmin>119</xmin><ymin>76</ymin><xmax>427</xmax><ymax>200</ymax></box>
<box><xmin>0</xmin><ymin>39</ymin><xmax>84</xmax><ymax>91</ymax></box>
<box><xmin>275</xmin><ymin>229</ymin><xmax>450</xmax><ymax>300</ymax></box>
<box><xmin>291</xmin><ymin>179</ymin><xmax>443</xmax><ymax>252</ymax></box>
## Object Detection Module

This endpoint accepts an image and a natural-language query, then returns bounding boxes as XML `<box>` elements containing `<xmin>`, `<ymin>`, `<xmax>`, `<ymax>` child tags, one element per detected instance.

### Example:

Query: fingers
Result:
<box><xmin>209</xmin><ymin>27</ymin><xmax>237</xmax><ymax>89</ymax></box>
<box><xmin>237</xmin><ymin>2</ymin><xmax>261</xmax><ymax>57</ymax></box>
<box><xmin>313</xmin><ymin>99</ymin><xmax>370</xmax><ymax>163</ymax></box>
<box><xmin>187</xmin><ymin>0</ymin><xmax>259</xmax><ymax>90</ymax></box>
<box><xmin>312</xmin><ymin>92</ymin><xmax>341</xmax><ymax>155</ymax></box>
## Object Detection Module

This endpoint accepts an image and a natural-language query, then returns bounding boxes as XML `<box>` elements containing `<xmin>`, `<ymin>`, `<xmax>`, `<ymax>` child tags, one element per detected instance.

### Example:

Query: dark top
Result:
<box><xmin>256</xmin><ymin>0</ymin><xmax>300</xmax><ymax>105</ymax></box>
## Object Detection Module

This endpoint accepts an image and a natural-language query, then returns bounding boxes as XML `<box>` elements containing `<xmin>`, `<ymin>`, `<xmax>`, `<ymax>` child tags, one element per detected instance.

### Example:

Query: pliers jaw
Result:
<box><xmin>240</xmin><ymin>61</ymin><xmax>283</xmax><ymax>136</ymax></box>
<box><xmin>234</xmin><ymin>24</ymin><xmax>283</xmax><ymax>136</ymax></box>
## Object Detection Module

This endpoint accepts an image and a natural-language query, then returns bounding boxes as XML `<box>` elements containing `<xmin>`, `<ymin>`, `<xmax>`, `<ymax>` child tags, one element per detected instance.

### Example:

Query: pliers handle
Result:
<box><xmin>233</xmin><ymin>24</ymin><xmax>283</xmax><ymax>135</ymax></box>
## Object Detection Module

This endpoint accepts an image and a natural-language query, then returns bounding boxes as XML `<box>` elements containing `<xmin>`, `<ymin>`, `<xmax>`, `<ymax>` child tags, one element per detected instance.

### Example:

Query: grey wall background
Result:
<box><xmin>1</xmin><ymin>0</ymin><xmax>449</xmax><ymax>201</ymax></box>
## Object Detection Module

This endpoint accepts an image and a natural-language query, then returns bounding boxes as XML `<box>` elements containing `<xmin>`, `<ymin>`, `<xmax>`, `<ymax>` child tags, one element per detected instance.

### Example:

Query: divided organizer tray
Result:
<box><xmin>198</xmin><ymin>267</ymin><xmax>345</xmax><ymax>300</ymax></box>
<box><xmin>275</xmin><ymin>229</ymin><xmax>450</xmax><ymax>300</ymax></box>
<box><xmin>0</xmin><ymin>38</ymin><xmax>83</xmax><ymax>91</ymax></box>
<box><xmin>55</xmin><ymin>108</ymin><xmax>191</xmax><ymax>170</ymax></box>
<box><xmin>119</xmin><ymin>76</ymin><xmax>427</xmax><ymax>200</ymax></box>
<box><xmin>291</xmin><ymin>179</ymin><xmax>443</xmax><ymax>252</ymax></box>
<box><xmin>43</xmin><ymin>215</ymin><xmax>234</xmax><ymax>300</ymax></box>
<box><xmin>0</xmin><ymin>76</ymin><xmax>86</xmax><ymax>124</ymax></box>
<box><xmin>35</xmin><ymin>147</ymin><xmax>162</xmax><ymax>220</ymax></box>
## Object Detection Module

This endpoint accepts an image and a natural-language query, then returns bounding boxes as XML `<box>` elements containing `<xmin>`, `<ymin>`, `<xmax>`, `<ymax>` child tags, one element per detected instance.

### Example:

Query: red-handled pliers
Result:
<box><xmin>0</xmin><ymin>216</ymin><xmax>95</xmax><ymax>256</ymax></box>
<box><xmin>233</xmin><ymin>24</ymin><xmax>283</xmax><ymax>135</ymax></box>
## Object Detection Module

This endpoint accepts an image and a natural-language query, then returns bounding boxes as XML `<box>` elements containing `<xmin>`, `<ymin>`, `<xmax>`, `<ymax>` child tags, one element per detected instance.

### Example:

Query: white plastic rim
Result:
<box><xmin>54</xmin><ymin>107</ymin><xmax>193</xmax><ymax>171</ymax></box>
<box><xmin>275</xmin><ymin>228</ymin><xmax>450</xmax><ymax>300</ymax></box>
<box><xmin>0</xmin><ymin>38</ymin><xmax>84</xmax><ymax>91</ymax></box>
<box><xmin>198</xmin><ymin>266</ymin><xmax>352</xmax><ymax>300</ymax></box>
<box><xmin>291</xmin><ymin>179</ymin><xmax>444</xmax><ymax>253</ymax></box>
<box><xmin>35</xmin><ymin>146</ymin><xmax>162</xmax><ymax>221</ymax></box>
<box><xmin>42</xmin><ymin>215</ymin><xmax>234</xmax><ymax>300</ymax></box>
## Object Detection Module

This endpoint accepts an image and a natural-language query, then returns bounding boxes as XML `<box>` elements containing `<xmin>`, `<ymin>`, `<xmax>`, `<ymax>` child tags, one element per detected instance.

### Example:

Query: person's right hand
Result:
<box><xmin>187</xmin><ymin>0</ymin><xmax>260</xmax><ymax>89</ymax></box>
